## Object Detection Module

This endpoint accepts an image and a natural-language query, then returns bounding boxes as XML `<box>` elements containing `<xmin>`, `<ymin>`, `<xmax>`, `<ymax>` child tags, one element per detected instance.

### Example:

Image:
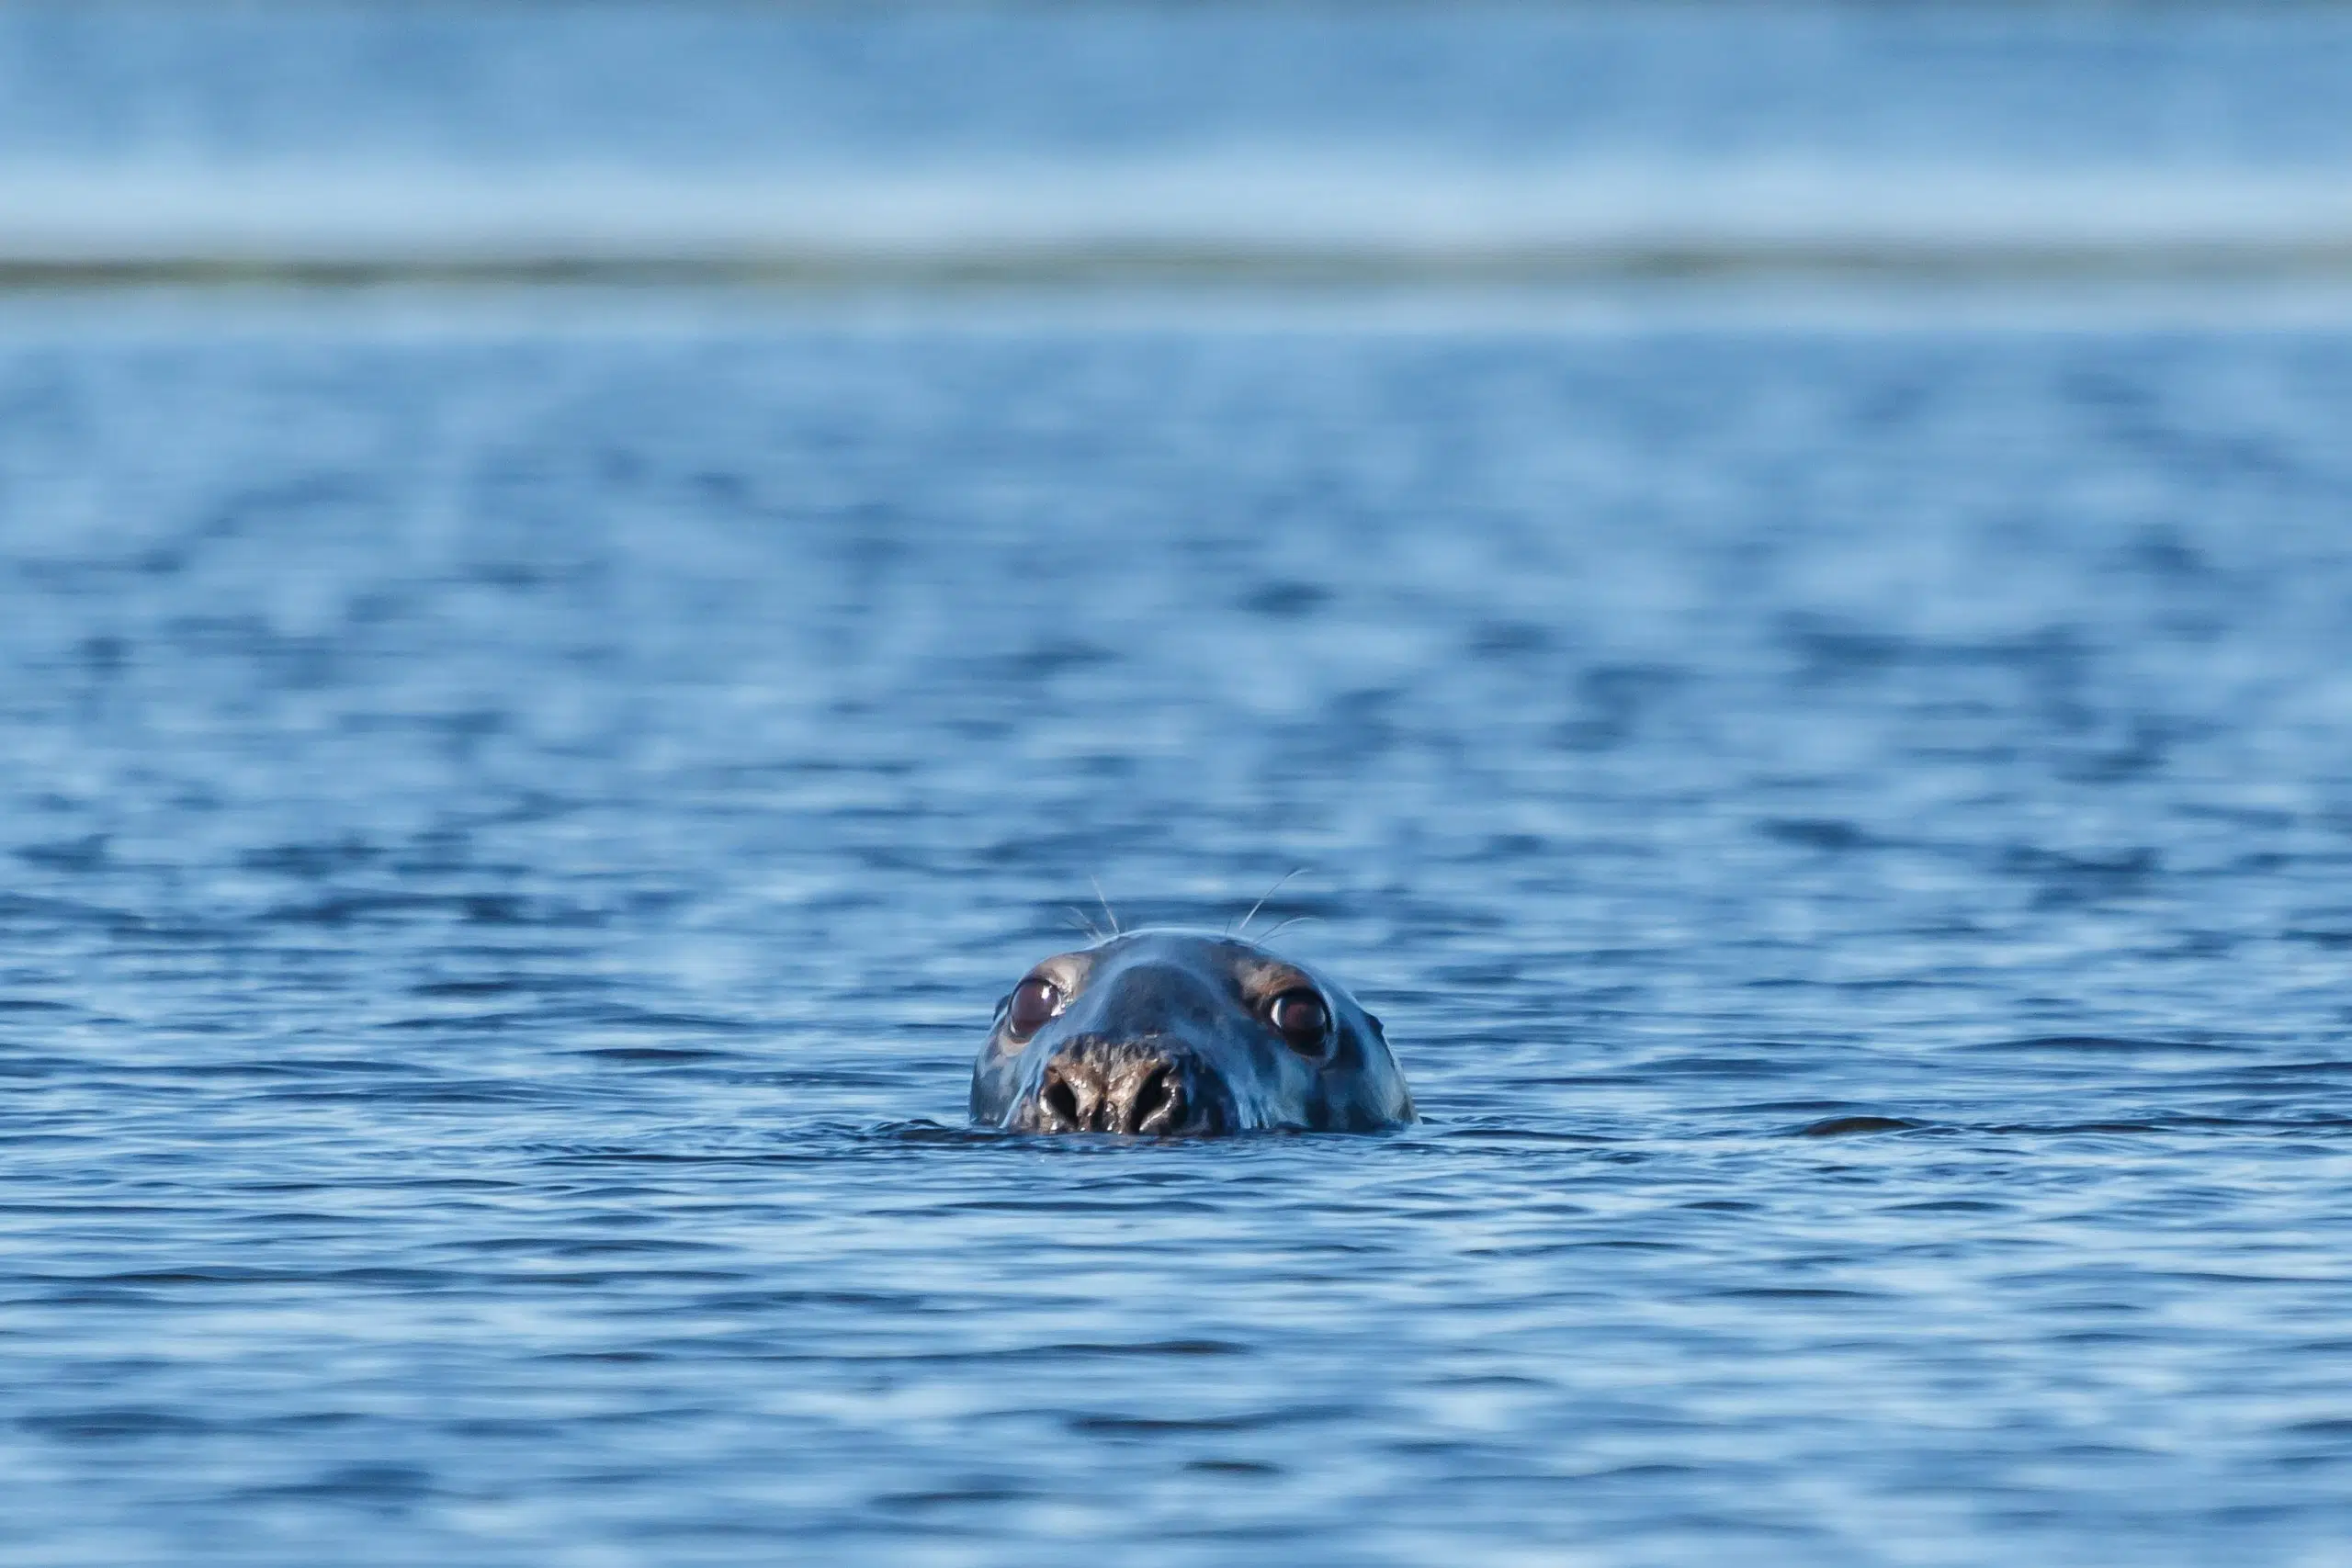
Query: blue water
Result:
<box><xmin>6</xmin><ymin>5</ymin><xmax>2352</xmax><ymax>1565</ymax></box>
<box><xmin>4</xmin><ymin>2</ymin><xmax>2348</xmax><ymax>169</ymax></box>
<box><xmin>5</xmin><ymin>311</ymin><xmax>2349</xmax><ymax>1565</ymax></box>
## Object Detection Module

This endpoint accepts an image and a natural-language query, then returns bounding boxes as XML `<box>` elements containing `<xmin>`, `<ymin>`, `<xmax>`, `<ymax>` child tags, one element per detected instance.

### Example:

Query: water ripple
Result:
<box><xmin>1</xmin><ymin>305</ymin><xmax>2349</xmax><ymax>1564</ymax></box>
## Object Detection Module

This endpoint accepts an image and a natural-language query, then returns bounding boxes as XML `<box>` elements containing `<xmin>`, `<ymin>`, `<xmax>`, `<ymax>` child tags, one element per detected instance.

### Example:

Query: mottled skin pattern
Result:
<box><xmin>970</xmin><ymin>930</ymin><xmax>1415</xmax><ymax>1135</ymax></box>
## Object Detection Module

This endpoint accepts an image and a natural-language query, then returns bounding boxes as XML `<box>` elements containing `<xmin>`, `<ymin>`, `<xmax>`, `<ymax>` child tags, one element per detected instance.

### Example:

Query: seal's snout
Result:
<box><xmin>1021</xmin><ymin>1038</ymin><xmax>1222</xmax><ymax>1136</ymax></box>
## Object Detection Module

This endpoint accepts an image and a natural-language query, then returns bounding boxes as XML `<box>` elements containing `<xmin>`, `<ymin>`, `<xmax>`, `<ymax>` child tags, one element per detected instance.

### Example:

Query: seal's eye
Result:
<box><xmin>1006</xmin><ymin>976</ymin><xmax>1063</xmax><ymax>1038</ymax></box>
<box><xmin>1267</xmin><ymin>988</ymin><xmax>1330</xmax><ymax>1055</ymax></box>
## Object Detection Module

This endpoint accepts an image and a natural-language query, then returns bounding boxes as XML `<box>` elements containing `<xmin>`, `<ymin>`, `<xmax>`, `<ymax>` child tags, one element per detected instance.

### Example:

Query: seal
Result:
<box><xmin>969</xmin><ymin>929</ymin><xmax>1414</xmax><ymax>1135</ymax></box>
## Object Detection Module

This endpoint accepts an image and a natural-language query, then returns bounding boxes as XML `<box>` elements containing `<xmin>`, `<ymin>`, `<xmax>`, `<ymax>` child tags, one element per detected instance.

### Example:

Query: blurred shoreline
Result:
<box><xmin>5</xmin><ymin>164</ymin><xmax>2350</xmax><ymax>291</ymax></box>
<box><xmin>4</xmin><ymin>3</ymin><xmax>2348</xmax><ymax>299</ymax></box>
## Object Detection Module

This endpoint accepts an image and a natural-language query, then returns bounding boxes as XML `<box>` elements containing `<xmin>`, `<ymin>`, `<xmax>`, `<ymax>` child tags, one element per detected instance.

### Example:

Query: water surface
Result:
<box><xmin>3</xmin><ymin>305</ymin><xmax>2350</xmax><ymax>1564</ymax></box>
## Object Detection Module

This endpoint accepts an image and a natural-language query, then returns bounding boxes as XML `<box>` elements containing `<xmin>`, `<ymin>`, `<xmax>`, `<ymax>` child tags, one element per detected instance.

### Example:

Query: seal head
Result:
<box><xmin>969</xmin><ymin>929</ymin><xmax>1414</xmax><ymax>1135</ymax></box>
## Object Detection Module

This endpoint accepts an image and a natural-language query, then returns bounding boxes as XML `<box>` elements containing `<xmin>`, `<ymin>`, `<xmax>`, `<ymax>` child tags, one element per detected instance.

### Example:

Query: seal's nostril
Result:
<box><xmin>1129</xmin><ymin>1064</ymin><xmax>1174</xmax><ymax>1132</ymax></box>
<box><xmin>1023</xmin><ymin>1044</ymin><xmax>1213</xmax><ymax>1135</ymax></box>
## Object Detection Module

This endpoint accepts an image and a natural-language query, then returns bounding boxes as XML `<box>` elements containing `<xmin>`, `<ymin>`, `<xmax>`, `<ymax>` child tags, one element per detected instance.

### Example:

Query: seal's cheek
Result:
<box><xmin>969</xmin><ymin>1039</ymin><xmax>1035</xmax><ymax>1126</ymax></box>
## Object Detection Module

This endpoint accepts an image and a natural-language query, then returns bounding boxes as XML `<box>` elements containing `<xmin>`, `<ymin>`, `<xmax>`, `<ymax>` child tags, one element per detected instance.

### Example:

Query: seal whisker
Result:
<box><xmin>1234</xmin><ymin>867</ymin><xmax>1306</xmax><ymax>940</ymax></box>
<box><xmin>1090</xmin><ymin>875</ymin><xmax>1123</xmax><ymax>937</ymax></box>
<box><xmin>1256</xmin><ymin>914</ymin><xmax>1321</xmax><ymax>943</ymax></box>
<box><xmin>1067</xmin><ymin>907</ymin><xmax>1103</xmax><ymax>942</ymax></box>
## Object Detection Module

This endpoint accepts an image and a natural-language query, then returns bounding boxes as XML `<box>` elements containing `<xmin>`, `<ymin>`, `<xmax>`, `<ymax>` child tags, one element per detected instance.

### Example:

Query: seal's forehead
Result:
<box><xmin>1085</xmin><ymin>929</ymin><xmax>1317</xmax><ymax>997</ymax></box>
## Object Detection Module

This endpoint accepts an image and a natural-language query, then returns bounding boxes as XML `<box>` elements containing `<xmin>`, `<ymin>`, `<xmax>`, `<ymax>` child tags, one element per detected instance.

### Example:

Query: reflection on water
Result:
<box><xmin>3</xmin><ymin>311</ymin><xmax>2349</xmax><ymax>1563</ymax></box>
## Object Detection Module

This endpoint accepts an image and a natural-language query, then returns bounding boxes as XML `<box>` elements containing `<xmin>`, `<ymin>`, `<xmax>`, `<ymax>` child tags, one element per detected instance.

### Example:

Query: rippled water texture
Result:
<box><xmin>3</xmin><ymin>313</ymin><xmax>2349</xmax><ymax>1563</ymax></box>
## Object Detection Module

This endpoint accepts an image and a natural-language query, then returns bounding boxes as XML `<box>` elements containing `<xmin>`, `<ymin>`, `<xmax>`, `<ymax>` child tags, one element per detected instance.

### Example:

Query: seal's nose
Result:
<box><xmin>1030</xmin><ymin>1041</ymin><xmax>1205</xmax><ymax>1134</ymax></box>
